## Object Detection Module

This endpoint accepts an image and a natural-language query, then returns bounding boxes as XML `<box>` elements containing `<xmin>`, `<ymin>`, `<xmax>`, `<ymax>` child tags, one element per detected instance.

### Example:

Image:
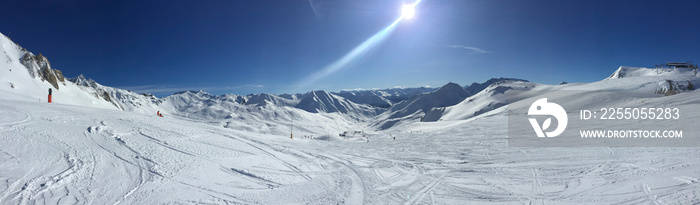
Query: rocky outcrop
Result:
<box><xmin>656</xmin><ymin>80</ymin><xmax>694</xmax><ymax>96</ymax></box>
<box><xmin>21</xmin><ymin>52</ymin><xmax>65</xmax><ymax>89</ymax></box>
<box><xmin>464</xmin><ymin>77</ymin><xmax>528</xmax><ymax>95</ymax></box>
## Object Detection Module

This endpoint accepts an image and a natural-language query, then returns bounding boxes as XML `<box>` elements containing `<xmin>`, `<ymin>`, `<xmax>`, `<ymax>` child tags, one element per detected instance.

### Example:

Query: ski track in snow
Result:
<box><xmin>1</xmin><ymin>100</ymin><xmax>700</xmax><ymax>204</ymax></box>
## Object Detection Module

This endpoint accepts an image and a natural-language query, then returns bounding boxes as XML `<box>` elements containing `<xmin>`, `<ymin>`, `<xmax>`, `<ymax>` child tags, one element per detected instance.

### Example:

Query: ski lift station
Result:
<box><xmin>656</xmin><ymin>61</ymin><xmax>698</xmax><ymax>69</ymax></box>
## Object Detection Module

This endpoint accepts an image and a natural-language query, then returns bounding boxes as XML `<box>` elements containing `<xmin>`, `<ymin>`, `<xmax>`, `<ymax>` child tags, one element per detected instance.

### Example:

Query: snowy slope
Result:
<box><xmin>0</xmin><ymin>32</ymin><xmax>378</xmax><ymax>135</ymax></box>
<box><xmin>0</xmin><ymin>100</ymin><xmax>362</xmax><ymax>204</ymax></box>
<box><xmin>4</xmin><ymin>31</ymin><xmax>700</xmax><ymax>203</ymax></box>
<box><xmin>332</xmin><ymin>86</ymin><xmax>451</xmax><ymax>109</ymax></box>
<box><xmin>418</xmin><ymin>66</ymin><xmax>699</xmax><ymax>124</ymax></box>
<box><xmin>372</xmin><ymin>82</ymin><xmax>470</xmax><ymax>129</ymax></box>
<box><xmin>159</xmin><ymin>90</ymin><xmax>238</xmax><ymax>119</ymax></box>
<box><xmin>608</xmin><ymin>66</ymin><xmax>696</xmax><ymax>79</ymax></box>
<box><xmin>2</xmin><ymin>87</ymin><xmax>700</xmax><ymax>204</ymax></box>
<box><xmin>463</xmin><ymin>77</ymin><xmax>529</xmax><ymax>95</ymax></box>
<box><xmin>0</xmin><ymin>33</ymin><xmax>118</xmax><ymax>110</ymax></box>
<box><xmin>373</xmin><ymin>66</ymin><xmax>698</xmax><ymax>132</ymax></box>
<box><xmin>334</xmin><ymin>90</ymin><xmax>393</xmax><ymax>108</ymax></box>
<box><xmin>244</xmin><ymin>93</ymin><xmax>296</xmax><ymax>107</ymax></box>
<box><xmin>431</xmin><ymin>80</ymin><xmax>536</xmax><ymax>122</ymax></box>
<box><xmin>370</xmin><ymin>86</ymin><xmax>437</xmax><ymax>103</ymax></box>
<box><xmin>158</xmin><ymin>90</ymin><xmax>362</xmax><ymax>136</ymax></box>
<box><xmin>68</xmin><ymin>74</ymin><xmax>164</xmax><ymax>115</ymax></box>
<box><xmin>295</xmin><ymin>90</ymin><xmax>381</xmax><ymax>117</ymax></box>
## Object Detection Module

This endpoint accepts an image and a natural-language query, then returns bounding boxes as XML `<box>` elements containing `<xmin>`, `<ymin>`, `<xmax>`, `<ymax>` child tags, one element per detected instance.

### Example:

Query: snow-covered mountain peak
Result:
<box><xmin>335</xmin><ymin>90</ymin><xmax>392</xmax><ymax>108</ymax></box>
<box><xmin>371</xmin><ymin>82</ymin><xmax>471</xmax><ymax>129</ymax></box>
<box><xmin>68</xmin><ymin>74</ymin><xmax>99</xmax><ymax>88</ymax></box>
<box><xmin>172</xmin><ymin>90</ymin><xmax>215</xmax><ymax>99</ymax></box>
<box><xmin>245</xmin><ymin>93</ymin><xmax>294</xmax><ymax>107</ymax></box>
<box><xmin>464</xmin><ymin>77</ymin><xmax>529</xmax><ymax>94</ymax></box>
<box><xmin>296</xmin><ymin>90</ymin><xmax>343</xmax><ymax>113</ymax></box>
<box><xmin>294</xmin><ymin>90</ymin><xmax>380</xmax><ymax>117</ymax></box>
<box><xmin>0</xmin><ymin>32</ymin><xmax>25</xmax><ymax>57</ymax></box>
<box><xmin>175</xmin><ymin>90</ymin><xmax>210</xmax><ymax>95</ymax></box>
<box><xmin>480</xmin><ymin>79</ymin><xmax>534</xmax><ymax>95</ymax></box>
<box><xmin>0</xmin><ymin>32</ymin><xmax>173</xmax><ymax>113</ymax></box>
<box><xmin>433</xmin><ymin>82</ymin><xmax>470</xmax><ymax>96</ymax></box>
<box><xmin>0</xmin><ymin>33</ymin><xmax>119</xmax><ymax>109</ymax></box>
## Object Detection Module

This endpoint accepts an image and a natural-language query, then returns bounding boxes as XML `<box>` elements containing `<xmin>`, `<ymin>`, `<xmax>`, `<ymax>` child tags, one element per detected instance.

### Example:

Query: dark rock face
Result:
<box><xmin>656</xmin><ymin>80</ymin><xmax>695</xmax><ymax>96</ymax></box>
<box><xmin>464</xmin><ymin>77</ymin><xmax>528</xmax><ymax>95</ymax></box>
<box><xmin>21</xmin><ymin>52</ymin><xmax>65</xmax><ymax>90</ymax></box>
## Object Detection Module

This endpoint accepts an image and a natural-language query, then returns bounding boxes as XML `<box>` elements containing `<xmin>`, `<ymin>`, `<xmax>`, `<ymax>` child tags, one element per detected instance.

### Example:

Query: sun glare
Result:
<box><xmin>401</xmin><ymin>3</ymin><xmax>415</xmax><ymax>20</ymax></box>
<box><xmin>296</xmin><ymin>0</ymin><xmax>422</xmax><ymax>88</ymax></box>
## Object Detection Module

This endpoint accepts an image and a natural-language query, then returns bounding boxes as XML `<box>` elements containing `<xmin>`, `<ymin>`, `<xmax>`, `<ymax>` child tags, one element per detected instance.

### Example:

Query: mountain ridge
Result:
<box><xmin>8</xmin><ymin>32</ymin><xmax>695</xmax><ymax>133</ymax></box>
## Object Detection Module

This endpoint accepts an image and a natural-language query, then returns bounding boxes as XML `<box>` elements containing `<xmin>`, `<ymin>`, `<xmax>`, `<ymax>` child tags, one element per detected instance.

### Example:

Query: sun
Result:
<box><xmin>401</xmin><ymin>3</ymin><xmax>415</xmax><ymax>20</ymax></box>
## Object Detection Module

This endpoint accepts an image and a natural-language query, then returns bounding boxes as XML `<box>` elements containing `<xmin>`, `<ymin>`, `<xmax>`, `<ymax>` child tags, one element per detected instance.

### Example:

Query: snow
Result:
<box><xmin>2</xmin><ymin>31</ymin><xmax>700</xmax><ymax>203</ymax></box>
<box><xmin>0</xmin><ymin>35</ymin><xmax>117</xmax><ymax>110</ymax></box>
<box><xmin>335</xmin><ymin>90</ymin><xmax>392</xmax><ymax>108</ymax></box>
<box><xmin>156</xmin><ymin>90</ymin><xmax>366</xmax><ymax>136</ymax></box>
<box><xmin>337</xmin><ymin>87</ymin><xmax>437</xmax><ymax>104</ymax></box>
<box><xmin>2</xmin><ymin>99</ymin><xmax>700</xmax><ymax>204</ymax></box>
<box><xmin>608</xmin><ymin>66</ymin><xmax>696</xmax><ymax>79</ymax></box>
<box><xmin>437</xmin><ymin>80</ymin><xmax>535</xmax><ymax>122</ymax></box>
<box><xmin>422</xmin><ymin>67</ymin><xmax>699</xmax><ymax>124</ymax></box>
<box><xmin>245</xmin><ymin>93</ymin><xmax>295</xmax><ymax>107</ymax></box>
<box><xmin>295</xmin><ymin>90</ymin><xmax>379</xmax><ymax>116</ymax></box>
<box><xmin>372</xmin><ymin>82</ymin><xmax>470</xmax><ymax>129</ymax></box>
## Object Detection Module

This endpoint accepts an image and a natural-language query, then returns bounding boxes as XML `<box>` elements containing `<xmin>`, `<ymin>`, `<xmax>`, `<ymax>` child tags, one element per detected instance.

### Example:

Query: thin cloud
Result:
<box><xmin>447</xmin><ymin>45</ymin><xmax>490</xmax><ymax>54</ymax></box>
<box><xmin>307</xmin><ymin>0</ymin><xmax>324</xmax><ymax>19</ymax></box>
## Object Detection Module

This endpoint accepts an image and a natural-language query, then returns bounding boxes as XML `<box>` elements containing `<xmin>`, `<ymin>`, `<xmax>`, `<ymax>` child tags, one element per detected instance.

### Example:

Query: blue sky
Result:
<box><xmin>2</xmin><ymin>0</ymin><xmax>698</xmax><ymax>97</ymax></box>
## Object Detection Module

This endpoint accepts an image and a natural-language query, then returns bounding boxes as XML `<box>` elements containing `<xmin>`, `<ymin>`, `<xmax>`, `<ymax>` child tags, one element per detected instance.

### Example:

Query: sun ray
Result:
<box><xmin>296</xmin><ymin>0</ymin><xmax>422</xmax><ymax>89</ymax></box>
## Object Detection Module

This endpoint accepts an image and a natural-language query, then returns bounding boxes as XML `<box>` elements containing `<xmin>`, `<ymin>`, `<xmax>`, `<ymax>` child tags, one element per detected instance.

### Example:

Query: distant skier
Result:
<box><xmin>157</xmin><ymin>110</ymin><xmax>163</xmax><ymax>117</ymax></box>
<box><xmin>48</xmin><ymin>88</ymin><xmax>52</xmax><ymax>103</ymax></box>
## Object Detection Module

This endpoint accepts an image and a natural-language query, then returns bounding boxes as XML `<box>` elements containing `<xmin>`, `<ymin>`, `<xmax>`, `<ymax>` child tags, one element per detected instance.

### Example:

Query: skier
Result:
<box><xmin>157</xmin><ymin>110</ymin><xmax>163</xmax><ymax>117</ymax></box>
<box><xmin>48</xmin><ymin>88</ymin><xmax>52</xmax><ymax>103</ymax></box>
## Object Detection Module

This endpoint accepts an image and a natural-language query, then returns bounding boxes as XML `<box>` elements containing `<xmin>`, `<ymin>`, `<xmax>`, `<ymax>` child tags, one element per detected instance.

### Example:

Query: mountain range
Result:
<box><xmin>0</xmin><ymin>32</ymin><xmax>538</xmax><ymax>131</ymax></box>
<box><xmin>1</xmin><ymin>32</ymin><xmax>697</xmax><ymax>134</ymax></box>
